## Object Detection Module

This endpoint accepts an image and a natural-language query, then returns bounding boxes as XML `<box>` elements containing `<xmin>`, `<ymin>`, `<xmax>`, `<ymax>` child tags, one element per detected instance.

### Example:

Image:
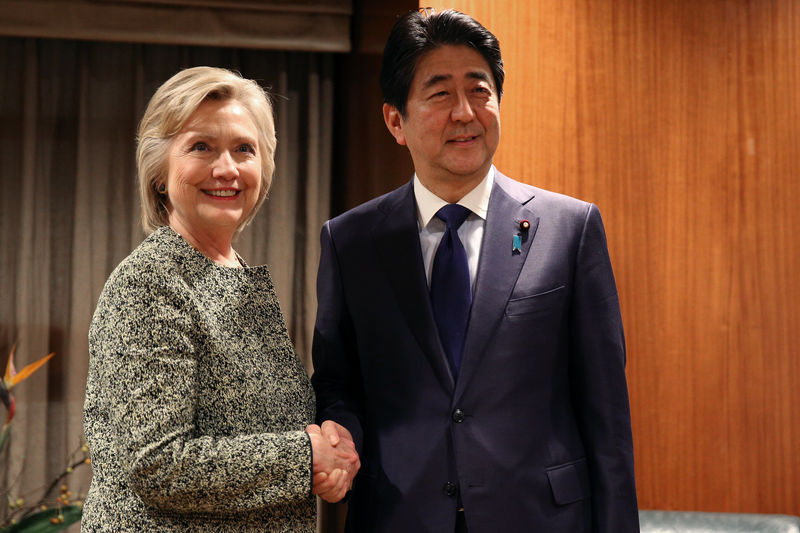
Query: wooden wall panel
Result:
<box><xmin>331</xmin><ymin>0</ymin><xmax>416</xmax><ymax>214</ymax></box>
<box><xmin>429</xmin><ymin>0</ymin><xmax>800</xmax><ymax>515</ymax></box>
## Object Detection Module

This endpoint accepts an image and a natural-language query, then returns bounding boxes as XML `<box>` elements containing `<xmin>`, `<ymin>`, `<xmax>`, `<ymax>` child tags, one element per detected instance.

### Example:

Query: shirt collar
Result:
<box><xmin>414</xmin><ymin>166</ymin><xmax>495</xmax><ymax>229</ymax></box>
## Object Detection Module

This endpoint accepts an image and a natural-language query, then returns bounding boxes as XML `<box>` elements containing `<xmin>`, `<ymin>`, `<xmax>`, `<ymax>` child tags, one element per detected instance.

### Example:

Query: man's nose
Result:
<box><xmin>450</xmin><ymin>92</ymin><xmax>475</xmax><ymax>122</ymax></box>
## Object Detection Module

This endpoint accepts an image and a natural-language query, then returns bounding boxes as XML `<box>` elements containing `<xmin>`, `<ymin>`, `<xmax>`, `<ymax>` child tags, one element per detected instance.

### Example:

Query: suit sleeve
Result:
<box><xmin>311</xmin><ymin>220</ymin><xmax>366</xmax><ymax>453</ymax></box>
<box><xmin>569</xmin><ymin>204</ymin><xmax>640</xmax><ymax>533</ymax></box>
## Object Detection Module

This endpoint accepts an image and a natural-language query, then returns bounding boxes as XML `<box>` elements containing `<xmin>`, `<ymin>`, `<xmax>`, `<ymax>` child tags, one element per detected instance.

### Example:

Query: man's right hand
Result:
<box><xmin>306</xmin><ymin>421</ymin><xmax>360</xmax><ymax>503</ymax></box>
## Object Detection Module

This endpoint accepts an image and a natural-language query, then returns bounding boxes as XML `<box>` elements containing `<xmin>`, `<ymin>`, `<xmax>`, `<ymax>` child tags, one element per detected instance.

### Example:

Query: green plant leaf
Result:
<box><xmin>0</xmin><ymin>505</ymin><xmax>82</xmax><ymax>533</ymax></box>
<box><xmin>0</xmin><ymin>425</ymin><xmax>10</xmax><ymax>454</ymax></box>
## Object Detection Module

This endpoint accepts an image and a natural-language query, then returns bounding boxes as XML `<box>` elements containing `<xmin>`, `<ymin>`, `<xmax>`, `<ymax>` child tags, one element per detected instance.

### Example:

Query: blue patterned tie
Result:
<box><xmin>430</xmin><ymin>204</ymin><xmax>472</xmax><ymax>377</ymax></box>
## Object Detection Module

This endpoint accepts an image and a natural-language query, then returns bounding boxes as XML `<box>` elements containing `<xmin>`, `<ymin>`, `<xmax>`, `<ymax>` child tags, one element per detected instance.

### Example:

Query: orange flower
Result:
<box><xmin>1</xmin><ymin>345</ymin><xmax>54</xmax><ymax>424</ymax></box>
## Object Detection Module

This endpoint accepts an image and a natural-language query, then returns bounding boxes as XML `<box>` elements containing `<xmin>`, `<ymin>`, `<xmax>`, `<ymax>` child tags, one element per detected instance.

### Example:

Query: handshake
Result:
<box><xmin>306</xmin><ymin>420</ymin><xmax>361</xmax><ymax>502</ymax></box>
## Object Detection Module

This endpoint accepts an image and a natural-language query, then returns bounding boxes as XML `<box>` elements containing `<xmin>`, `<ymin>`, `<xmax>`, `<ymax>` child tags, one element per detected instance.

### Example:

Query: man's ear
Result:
<box><xmin>382</xmin><ymin>103</ymin><xmax>407</xmax><ymax>146</ymax></box>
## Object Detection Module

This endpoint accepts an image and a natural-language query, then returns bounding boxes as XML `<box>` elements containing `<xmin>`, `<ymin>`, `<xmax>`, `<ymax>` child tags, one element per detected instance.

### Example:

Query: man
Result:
<box><xmin>311</xmin><ymin>9</ymin><xmax>639</xmax><ymax>533</ymax></box>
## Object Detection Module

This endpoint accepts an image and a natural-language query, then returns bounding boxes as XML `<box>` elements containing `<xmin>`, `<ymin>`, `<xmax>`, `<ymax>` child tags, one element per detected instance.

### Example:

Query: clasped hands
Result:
<box><xmin>306</xmin><ymin>420</ymin><xmax>360</xmax><ymax>502</ymax></box>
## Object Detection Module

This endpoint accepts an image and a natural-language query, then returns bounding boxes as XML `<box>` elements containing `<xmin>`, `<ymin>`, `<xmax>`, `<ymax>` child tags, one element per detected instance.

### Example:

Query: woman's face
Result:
<box><xmin>165</xmin><ymin>98</ymin><xmax>262</xmax><ymax>241</ymax></box>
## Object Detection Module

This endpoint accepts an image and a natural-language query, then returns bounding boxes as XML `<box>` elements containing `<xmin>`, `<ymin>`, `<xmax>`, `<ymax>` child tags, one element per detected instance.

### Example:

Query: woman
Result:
<box><xmin>82</xmin><ymin>67</ymin><xmax>355</xmax><ymax>532</ymax></box>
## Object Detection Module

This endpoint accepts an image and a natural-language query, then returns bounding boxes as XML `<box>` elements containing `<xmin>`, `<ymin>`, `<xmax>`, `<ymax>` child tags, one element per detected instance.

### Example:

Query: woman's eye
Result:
<box><xmin>191</xmin><ymin>142</ymin><xmax>209</xmax><ymax>152</ymax></box>
<box><xmin>237</xmin><ymin>144</ymin><xmax>256</xmax><ymax>154</ymax></box>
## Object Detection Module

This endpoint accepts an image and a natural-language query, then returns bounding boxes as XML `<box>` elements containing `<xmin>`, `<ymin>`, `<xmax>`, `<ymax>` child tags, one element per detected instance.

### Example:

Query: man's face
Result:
<box><xmin>384</xmin><ymin>45</ymin><xmax>501</xmax><ymax>188</ymax></box>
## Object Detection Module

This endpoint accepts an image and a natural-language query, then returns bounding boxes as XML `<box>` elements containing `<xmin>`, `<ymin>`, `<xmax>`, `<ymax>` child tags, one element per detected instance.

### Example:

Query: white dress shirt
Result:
<box><xmin>414</xmin><ymin>167</ymin><xmax>495</xmax><ymax>292</ymax></box>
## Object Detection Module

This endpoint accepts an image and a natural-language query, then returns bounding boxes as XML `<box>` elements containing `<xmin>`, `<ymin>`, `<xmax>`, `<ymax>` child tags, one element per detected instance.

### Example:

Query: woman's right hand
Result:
<box><xmin>307</xmin><ymin>422</ymin><xmax>360</xmax><ymax>502</ymax></box>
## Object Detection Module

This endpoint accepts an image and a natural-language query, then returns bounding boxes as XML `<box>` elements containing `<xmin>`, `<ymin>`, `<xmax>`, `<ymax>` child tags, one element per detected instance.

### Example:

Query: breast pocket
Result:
<box><xmin>505</xmin><ymin>285</ymin><xmax>566</xmax><ymax>317</ymax></box>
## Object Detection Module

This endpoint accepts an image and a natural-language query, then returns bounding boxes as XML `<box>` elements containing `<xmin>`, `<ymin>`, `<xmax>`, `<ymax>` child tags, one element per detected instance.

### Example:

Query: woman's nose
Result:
<box><xmin>212</xmin><ymin>151</ymin><xmax>239</xmax><ymax>179</ymax></box>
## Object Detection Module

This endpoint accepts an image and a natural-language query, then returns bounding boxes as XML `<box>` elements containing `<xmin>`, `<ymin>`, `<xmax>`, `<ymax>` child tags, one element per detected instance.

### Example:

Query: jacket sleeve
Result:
<box><xmin>85</xmin><ymin>265</ymin><xmax>312</xmax><ymax>515</ymax></box>
<box><xmin>568</xmin><ymin>204</ymin><xmax>640</xmax><ymax>533</ymax></box>
<box><xmin>310</xmin><ymin>220</ymin><xmax>366</xmax><ymax>453</ymax></box>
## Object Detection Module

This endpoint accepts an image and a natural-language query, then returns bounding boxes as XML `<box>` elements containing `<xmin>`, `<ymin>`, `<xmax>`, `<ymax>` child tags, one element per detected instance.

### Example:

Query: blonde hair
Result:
<box><xmin>137</xmin><ymin>66</ymin><xmax>276</xmax><ymax>234</ymax></box>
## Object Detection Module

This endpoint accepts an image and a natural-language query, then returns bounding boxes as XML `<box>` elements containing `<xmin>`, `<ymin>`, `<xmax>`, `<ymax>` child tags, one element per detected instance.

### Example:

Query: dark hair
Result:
<box><xmin>379</xmin><ymin>9</ymin><xmax>504</xmax><ymax>117</ymax></box>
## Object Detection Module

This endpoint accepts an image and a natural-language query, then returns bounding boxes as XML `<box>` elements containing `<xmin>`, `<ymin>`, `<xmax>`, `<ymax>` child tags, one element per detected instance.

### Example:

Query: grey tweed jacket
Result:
<box><xmin>82</xmin><ymin>226</ymin><xmax>316</xmax><ymax>532</ymax></box>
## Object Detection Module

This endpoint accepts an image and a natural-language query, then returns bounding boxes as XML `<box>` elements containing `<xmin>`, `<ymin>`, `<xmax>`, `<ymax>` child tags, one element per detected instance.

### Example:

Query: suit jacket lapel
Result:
<box><xmin>455</xmin><ymin>173</ymin><xmax>539</xmax><ymax>400</ymax></box>
<box><xmin>375</xmin><ymin>182</ymin><xmax>455</xmax><ymax>392</ymax></box>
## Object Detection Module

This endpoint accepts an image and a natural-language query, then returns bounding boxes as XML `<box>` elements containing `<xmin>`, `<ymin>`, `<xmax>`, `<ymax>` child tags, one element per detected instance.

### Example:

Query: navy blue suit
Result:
<box><xmin>312</xmin><ymin>171</ymin><xmax>639</xmax><ymax>533</ymax></box>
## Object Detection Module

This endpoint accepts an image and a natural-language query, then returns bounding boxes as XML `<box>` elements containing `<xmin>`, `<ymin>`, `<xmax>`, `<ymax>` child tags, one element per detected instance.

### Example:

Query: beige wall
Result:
<box><xmin>426</xmin><ymin>0</ymin><xmax>800</xmax><ymax>514</ymax></box>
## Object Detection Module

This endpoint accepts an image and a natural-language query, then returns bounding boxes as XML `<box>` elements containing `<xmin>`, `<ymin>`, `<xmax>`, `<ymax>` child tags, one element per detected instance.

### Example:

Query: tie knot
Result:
<box><xmin>435</xmin><ymin>204</ymin><xmax>471</xmax><ymax>230</ymax></box>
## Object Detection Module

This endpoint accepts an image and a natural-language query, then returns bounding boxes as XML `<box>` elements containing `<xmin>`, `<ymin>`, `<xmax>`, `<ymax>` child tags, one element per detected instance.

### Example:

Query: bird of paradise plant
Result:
<box><xmin>0</xmin><ymin>345</ymin><xmax>54</xmax><ymax>453</ymax></box>
<box><xmin>0</xmin><ymin>345</ymin><xmax>88</xmax><ymax>532</ymax></box>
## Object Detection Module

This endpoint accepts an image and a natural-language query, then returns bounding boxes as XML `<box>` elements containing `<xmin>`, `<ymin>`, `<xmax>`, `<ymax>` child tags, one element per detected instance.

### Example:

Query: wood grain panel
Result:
<box><xmin>428</xmin><ymin>0</ymin><xmax>800</xmax><ymax>515</ymax></box>
<box><xmin>331</xmin><ymin>0</ymin><xmax>416</xmax><ymax>213</ymax></box>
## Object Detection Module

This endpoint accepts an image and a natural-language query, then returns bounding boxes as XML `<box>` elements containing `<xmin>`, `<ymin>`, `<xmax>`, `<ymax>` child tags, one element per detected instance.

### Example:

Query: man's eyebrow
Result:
<box><xmin>422</xmin><ymin>74</ymin><xmax>452</xmax><ymax>90</ymax></box>
<box><xmin>422</xmin><ymin>71</ymin><xmax>492</xmax><ymax>90</ymax></box>
<box><xmin>467</xmin><ymin>71</ymin><xmax>491</xmax><ymax>82</ymax></box>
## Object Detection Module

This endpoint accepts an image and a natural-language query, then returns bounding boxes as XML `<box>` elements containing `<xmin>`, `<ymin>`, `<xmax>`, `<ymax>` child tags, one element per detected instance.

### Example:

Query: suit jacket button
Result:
<box><xmin>452</xmin><ymin>408</ymin><xmax>466</xmax><ymax>423</ymax></box>
<box><xmin>443</xmin><ymin>482</ymin><xmax>458</xmax><ymax>498</ymax></box>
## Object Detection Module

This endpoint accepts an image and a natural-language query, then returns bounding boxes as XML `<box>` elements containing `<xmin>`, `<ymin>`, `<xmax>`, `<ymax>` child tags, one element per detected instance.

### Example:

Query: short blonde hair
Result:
<box><xmin>137</xmin><ymin>66</ymin><xmax>276</xmax><ymax>234</ymax></box>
